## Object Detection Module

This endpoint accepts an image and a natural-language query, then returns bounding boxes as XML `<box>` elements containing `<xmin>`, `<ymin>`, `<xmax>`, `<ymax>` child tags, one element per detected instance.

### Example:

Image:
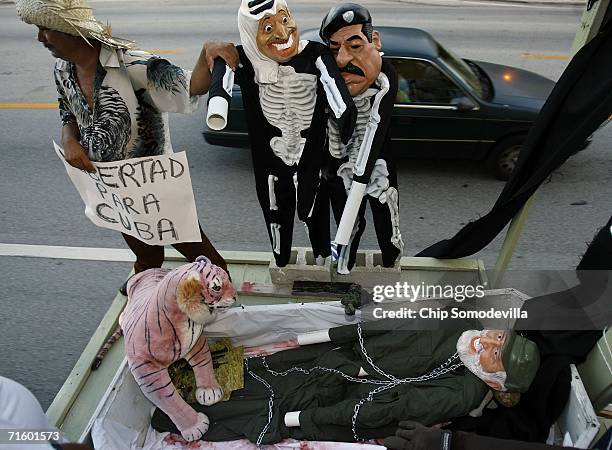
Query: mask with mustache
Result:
<box><xmin>340</xmin><ymin>62</ymin><xmax>365</xmax><ymax>77</ymax></box>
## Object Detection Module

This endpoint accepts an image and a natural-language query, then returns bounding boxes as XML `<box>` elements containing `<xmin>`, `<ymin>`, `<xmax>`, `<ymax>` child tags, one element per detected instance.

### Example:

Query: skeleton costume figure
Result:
<box><xmin>207</xmin><ymin>0</ymin><xmax>356</xmax><ymax>267</ymax></box>
<box><xmin>313</xmin><ymin>4</ymin><xmax>404</xmax><ymax>274</ymax></box>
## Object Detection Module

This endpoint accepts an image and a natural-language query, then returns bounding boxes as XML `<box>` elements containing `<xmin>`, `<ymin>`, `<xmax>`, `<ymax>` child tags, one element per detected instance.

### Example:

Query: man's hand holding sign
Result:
<box><xmin>17</xmin><ymin>0</ymin><xmax>228</xmax><ymax>293</ymax></box>
<box><xmin>54</xmin><ymin>142</ymin><xmax>201</xmax><ymax>246</ymax></box>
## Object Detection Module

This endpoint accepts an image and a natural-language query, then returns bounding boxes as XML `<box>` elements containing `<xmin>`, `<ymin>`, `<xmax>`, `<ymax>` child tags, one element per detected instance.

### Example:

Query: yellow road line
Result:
<box><xmin>0</xmin><ymin>103</ymin><xmax>58</xmax><ymax>109</ymax></box>
<box><xmin>145</xmin><ymin>49</ymin><xmax>185</xmax><ymax>54</ymax></box>
<box><xmin>521</xmin><ymin>53</ymin><xmax>569</xmax><ymax>60</ymax></box>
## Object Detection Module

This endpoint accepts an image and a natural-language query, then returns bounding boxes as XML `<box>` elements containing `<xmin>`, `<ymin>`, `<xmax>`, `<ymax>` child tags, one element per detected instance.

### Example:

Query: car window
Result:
<box><xmin>390</xmin><ymin>58</ymin><xmax>467</xmax><ymax>105</ymax></box>
<box><xmin>436</xmin><ymin>43</ymin><xmax>484</xmax><ymax>99</ymax></box>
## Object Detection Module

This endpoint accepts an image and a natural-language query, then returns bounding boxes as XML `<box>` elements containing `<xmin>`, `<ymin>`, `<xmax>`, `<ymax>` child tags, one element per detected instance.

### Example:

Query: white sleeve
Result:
<box><xmin>0</xmin><ymin>376</ymin><xmax>60</xmax><ymax>450</ymax></box>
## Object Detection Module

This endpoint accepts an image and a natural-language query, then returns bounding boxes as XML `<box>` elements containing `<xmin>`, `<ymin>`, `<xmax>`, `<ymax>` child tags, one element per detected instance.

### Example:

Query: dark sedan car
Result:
<box><xmin>203</xmin><ymin>27</ymin><xmax>557</xmax><ymax>180</ymax></box>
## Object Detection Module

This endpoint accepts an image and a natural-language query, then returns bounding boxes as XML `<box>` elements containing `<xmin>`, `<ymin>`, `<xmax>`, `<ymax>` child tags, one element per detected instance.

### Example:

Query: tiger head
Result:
<box><xmin>176</xmin><ymin>256</ymin><xmax>236</xmax><ymax>325</ymax></box>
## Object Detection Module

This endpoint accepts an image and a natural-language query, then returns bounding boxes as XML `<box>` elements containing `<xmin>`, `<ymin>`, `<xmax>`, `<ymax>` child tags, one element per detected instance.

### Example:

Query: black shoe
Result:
<box><xmin>119</xmin><ymin>278</ymin><xmax>129</xmax><ymax>296</ymax></box>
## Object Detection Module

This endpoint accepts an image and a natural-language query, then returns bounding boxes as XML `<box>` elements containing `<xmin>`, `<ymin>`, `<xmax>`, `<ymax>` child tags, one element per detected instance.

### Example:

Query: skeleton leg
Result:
<box><xmin>267</xmin><ymin>174</ymin><xmax>282</xmax><ymax>254</ymax></box>
<box><xmin>383</xmin><ymin>187</ymin><xmax>404</xmax><ymax>252</ymax></box>
<box><xmin>268</xmin><ymin>174</ymin><xmax>297</xmax><ymax>267</ymax></box>
<box><xmin>270</xmin><ymin>223</ymin><xmax>281</xmax><ymax>254</ymax></box>
<box><xmin>372</xmin><ymin>186</ymin><xmax>403</xmax><ymax>267</ymax></box>
<box><xmin>304</xmin><ymin>177</ymin><xmax>332</xmax><ymax>261</ymax></box>
<box><xmin>268</xmin><ymin>175</ymin><xmax>279</xmax><ymax>211</ymax></box>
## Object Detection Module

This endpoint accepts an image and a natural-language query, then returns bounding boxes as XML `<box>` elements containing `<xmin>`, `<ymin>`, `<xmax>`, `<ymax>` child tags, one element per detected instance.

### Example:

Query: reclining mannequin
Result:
<box><xmin>151</xmin><ymin>318</ymin><xmax>539</xmax><ymax>445</ymax></box>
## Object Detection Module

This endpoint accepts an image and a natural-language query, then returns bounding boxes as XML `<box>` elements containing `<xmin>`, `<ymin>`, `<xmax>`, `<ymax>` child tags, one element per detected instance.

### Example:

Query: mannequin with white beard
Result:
<box><xmin>204</xmin><ymin>0</ymin><xmax>356</xmax><ymax>267</ymax></box>
<box><xmin>151</xmin><ymin>321</ymin><xmax>540</xmax><ymax>444</ymax></box>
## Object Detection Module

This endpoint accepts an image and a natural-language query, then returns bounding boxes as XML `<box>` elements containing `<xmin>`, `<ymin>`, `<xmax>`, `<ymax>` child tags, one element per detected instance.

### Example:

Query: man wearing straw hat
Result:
<box><xmin>15</xmin><ymin>0</ymin><xmax>228</xmax><ymax>292</ymax></box>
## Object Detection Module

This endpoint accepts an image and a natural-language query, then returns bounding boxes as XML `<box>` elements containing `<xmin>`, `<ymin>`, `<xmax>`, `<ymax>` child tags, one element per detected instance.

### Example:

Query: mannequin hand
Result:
<box><xmin>383</xmin><ymin>421</ymin><xmax>450</xmax><ymax>450</ymax></box>
<box><xmin>340</xmin><ymin>284</ymin><xmax>370</xmax><ymax>315</ymax></box>
<box><xmin>64</xmin><ymin>138</ymin><xmax>95</xmax><ymax>172</ymax></box>
<box><xmin>204</xmin><ymin>41</ymin><xmax>239</xmax><ymax>71</ymax></box>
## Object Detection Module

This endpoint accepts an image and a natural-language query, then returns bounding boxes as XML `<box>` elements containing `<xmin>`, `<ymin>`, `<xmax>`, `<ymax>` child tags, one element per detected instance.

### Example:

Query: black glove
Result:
<box><xmin>340</xmin><ymin>283</ymin><xmax>371</xmax><ymax>315</ymax></box>
<box><xmin>383</xmin><ymin>421</ymin><xmax>451</xmax><ymax>450</ymax></box>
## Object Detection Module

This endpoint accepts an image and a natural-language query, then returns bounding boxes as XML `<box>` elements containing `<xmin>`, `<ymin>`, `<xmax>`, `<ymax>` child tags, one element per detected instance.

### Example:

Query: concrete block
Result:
<box><xmin>332</xmin><ymin>250</ymin><xmax>401</xmax><ymax>288</ymax></box>
<box><xmin>269</xmin><ymin>247</ymin><xmax>331</xmax><ymax>285</ymax></box>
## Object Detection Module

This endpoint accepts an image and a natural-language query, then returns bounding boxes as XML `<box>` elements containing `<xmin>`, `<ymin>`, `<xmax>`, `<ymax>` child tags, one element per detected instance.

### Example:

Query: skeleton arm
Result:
<box><xmin>206</xmin><ymin>57</ymin><xmax>235</xmax><ymax>130</ymax></box>
<box><xmin>334</xmin><ymin>67</ymin><xmax>398</xmax><ymax>247</ymax></box>
<box><xmin>316</xmin><ymin>49</ymin><xmax>357</xmax><ymax>144</ymax></box>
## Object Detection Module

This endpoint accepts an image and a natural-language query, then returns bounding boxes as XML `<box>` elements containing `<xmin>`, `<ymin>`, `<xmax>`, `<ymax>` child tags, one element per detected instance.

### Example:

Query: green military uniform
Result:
<box><xmin>152</xmin><ymin>319</ymin><xmax>489</xmax><ymax>444</ymax></box>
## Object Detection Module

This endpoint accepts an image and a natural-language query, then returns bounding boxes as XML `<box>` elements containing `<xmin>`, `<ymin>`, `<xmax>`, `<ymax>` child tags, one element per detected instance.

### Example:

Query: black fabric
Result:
<box><xmin>577</xmin><ymin>214</ymin><xmax>612</xmax><ymax>271</ymax></box>
<box><xmin>450</xmin><ymin>430</ymin><xmax>581</xmax><ymax>450</ymax></box>
<box><xmin>416</xmin><ymin>19</ymin><xmax>612</xmax><ymax>259</ymax></box>
<box><xmin>384</xmin><ymin>424</ymin><xmax>582</xmax><ymax>450</ymax></box>
<box><xmin>516</xmin><ymin>215</ymin><xmax>612</xmax><ymax>330</ymax></box>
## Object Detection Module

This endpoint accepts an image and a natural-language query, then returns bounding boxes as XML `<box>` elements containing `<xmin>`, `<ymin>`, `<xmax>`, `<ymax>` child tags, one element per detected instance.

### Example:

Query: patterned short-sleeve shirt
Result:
<box><xmin>54</xmin><ymin>45</ymin><xmax>200</xmax><ymax>162</ymax></box>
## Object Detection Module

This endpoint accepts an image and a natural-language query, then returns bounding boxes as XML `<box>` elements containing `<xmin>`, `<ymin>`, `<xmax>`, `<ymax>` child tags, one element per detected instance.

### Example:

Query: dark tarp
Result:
<box><xmin>416</xmin><ymin>16</ymin><xmax>612</xmax><ymax>259</ymax></box>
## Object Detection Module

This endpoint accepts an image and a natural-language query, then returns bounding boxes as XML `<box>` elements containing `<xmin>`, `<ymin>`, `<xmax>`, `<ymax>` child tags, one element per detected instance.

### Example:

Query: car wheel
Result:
<box><xmin>486</xmin><ymin>135</ymin><xmax>525</xmax><ymax>181</ymax></box>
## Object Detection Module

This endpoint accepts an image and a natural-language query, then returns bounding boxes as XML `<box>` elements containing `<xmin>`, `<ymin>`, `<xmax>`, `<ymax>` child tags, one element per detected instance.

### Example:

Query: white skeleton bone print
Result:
<box><xmin>327</xmin><ymin>87</ymin><xmax>377</xmax><ymax>161</ymax></box>
<box><xmin>259</xmin><ymin>66</ymin><xmax>317</xmax><ymax>166</ymax></box>
<box><xmin>268</xmin><ymin>174</ymin><xmax>281</xmax><ymax>254</ymax></box>
<box><xmin>379</xmin><ymin>186</ymin><xmax>403</xmax><ymax>251</ymax></box>
<box><xmin>337</xmin><ymin>159</ymin><xmax>390</xmax><ymax>198</ymax></box>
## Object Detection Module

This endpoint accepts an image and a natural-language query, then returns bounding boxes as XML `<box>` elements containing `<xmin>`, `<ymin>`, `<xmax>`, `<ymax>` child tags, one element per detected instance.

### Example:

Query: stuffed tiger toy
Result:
<box><xmin>120</xmin><ymin>256</ymin><xmax>236</xmax><ymax>441</ymax></box>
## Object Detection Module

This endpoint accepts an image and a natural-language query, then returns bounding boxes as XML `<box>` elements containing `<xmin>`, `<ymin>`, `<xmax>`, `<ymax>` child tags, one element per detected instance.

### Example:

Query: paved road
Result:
<box><xmin>1</xmin><ymin>0</ymin><xmax>610</xmax><ymax>410</ymax></box>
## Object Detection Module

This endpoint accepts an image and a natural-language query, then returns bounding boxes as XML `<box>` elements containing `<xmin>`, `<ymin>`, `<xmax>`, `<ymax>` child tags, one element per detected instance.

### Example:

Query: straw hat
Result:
<box><xmin>16</xmin><ymin>0</ymin><xmax>134</xmax><ymax>49</ymax></box>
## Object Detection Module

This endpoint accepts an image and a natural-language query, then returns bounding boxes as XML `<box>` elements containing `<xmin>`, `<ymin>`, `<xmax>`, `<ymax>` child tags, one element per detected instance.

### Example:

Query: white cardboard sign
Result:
<box><xmin>54</xmin><ymin>142</ymin><xmax>201</xmax><ymax>245</ymax></box>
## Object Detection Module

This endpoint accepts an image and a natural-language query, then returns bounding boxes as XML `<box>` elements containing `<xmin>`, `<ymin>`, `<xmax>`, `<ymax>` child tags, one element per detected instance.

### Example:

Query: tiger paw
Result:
<box><xmin>180</xmin><ymin>412</ymin><xmax>209</xmax><ymax>441</ymax></box>
<box><xmin>196</xmin><ymin>386</ymin><xmax>224</xmax><ymax>406</ymax></box>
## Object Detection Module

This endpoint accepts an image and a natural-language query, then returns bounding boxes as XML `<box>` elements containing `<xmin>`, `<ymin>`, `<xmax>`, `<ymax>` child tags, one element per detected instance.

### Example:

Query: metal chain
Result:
<box><xmin>356</xmin><ymin>323</ymin><xmax>461</xmax><ymax>384</ymax></box>
<box><xmin>250</xmin><ymin>323</ymin><xmax>465</xmax><ymax>444</ymax></box>
<box><xmin>357</xmin><ymin>323</ymin><xmax>398</xmax><ymax>382</ymax></box>
<box><xmin>349</xmin><ymin>359</ymin><xmax>463</xmax><ymax>441</ymax></box>
<box><xmin>260</xmin><ymin>356</ymin><xmax>389</xmax><ymax>385</ymax></box>
<box><xmin>244</xmin><ymin>357</ymin><xmax>275</xmax><ymax>448</ymax></box>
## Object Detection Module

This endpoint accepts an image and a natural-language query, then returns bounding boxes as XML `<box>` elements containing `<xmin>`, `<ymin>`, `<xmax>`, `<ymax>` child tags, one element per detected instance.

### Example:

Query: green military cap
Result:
<box><xmin>501</xmin><ymin>332</ymin><xmax>540</xmax><ymax>393</ymax></box>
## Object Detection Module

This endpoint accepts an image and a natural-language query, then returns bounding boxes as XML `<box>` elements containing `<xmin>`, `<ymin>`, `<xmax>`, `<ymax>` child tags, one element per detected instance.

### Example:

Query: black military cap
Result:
<box><xmin>319</xmin><ymin>3</ymin><xmax>373</xmax><ymax>45</ymax></box>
